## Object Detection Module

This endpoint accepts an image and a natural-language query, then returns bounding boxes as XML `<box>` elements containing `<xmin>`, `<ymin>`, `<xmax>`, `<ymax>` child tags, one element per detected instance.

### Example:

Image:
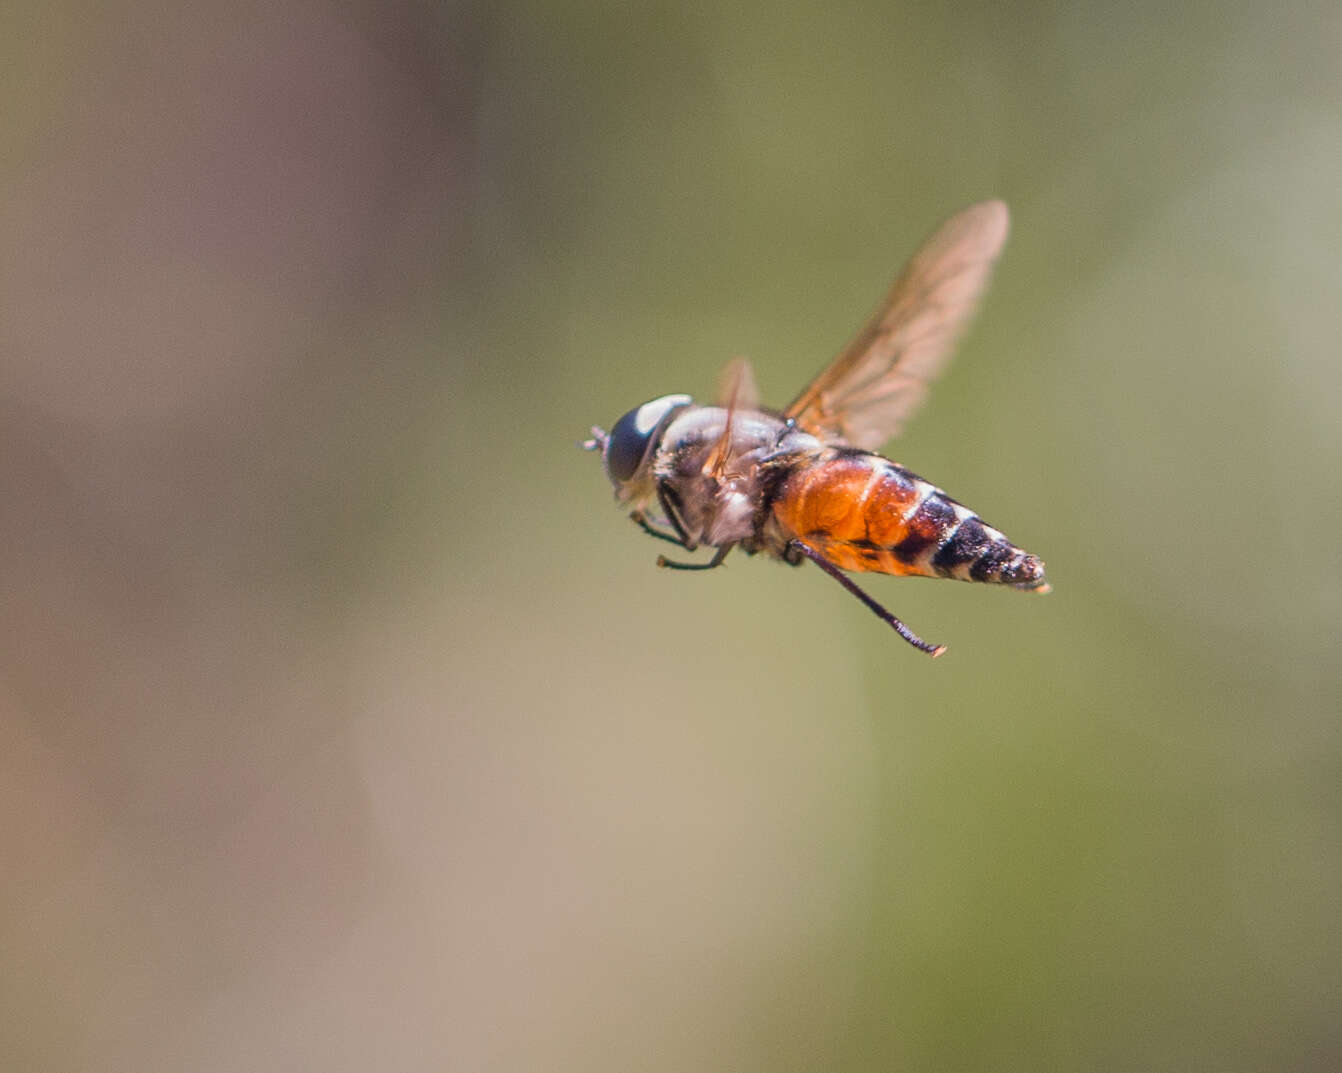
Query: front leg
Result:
<box><xmin>656</xmin><ymin>481</ymin><xmax>696</xmax><ymax>551</ymax></box>
<box><xmin>657</xmin><ymin>543</ymin><xmax>734</xmax><ymax>571</ymax></box>
<box><xmin>630</xmin><ymin>511</ymin><xmax>684</xmax><ymax>547</ymax></box>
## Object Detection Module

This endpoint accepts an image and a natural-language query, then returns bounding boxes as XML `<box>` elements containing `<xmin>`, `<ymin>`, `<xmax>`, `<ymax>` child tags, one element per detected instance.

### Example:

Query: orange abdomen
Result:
<box><xmin>771</xmin><ymin>450</ymin><xmax>1048</xmax><ymax>588</ymax></box>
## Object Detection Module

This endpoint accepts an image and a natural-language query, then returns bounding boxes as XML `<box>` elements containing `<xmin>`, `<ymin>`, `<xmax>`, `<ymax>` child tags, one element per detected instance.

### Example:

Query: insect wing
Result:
<box><xmin>714</xmin><ymin>355</ymin><xmax>760</xmax><ymax>412</ymax></box>
<box><xmin>783</xmin><ymin>200</ymin><xmax>1010</xmax><ymax>450</ymax></box>
<box><xmin>703</xmin><ymin>356</ymin><xmax>759</xmax><ymax>479</ymax></box>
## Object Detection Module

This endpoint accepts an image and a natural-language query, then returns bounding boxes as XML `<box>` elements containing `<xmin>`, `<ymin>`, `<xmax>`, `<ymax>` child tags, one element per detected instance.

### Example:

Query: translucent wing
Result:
<box><xmin>715</xmin><ymin>355</ymin><xmax>760</xmax><ymax>411</ymax></box>
<box><xmin>703</xmin><ymin>357</ymin><xmax>758</xmax><ymax>479</ymax></box>
<box><xmin>784</xmin><ymin>200</ymin><xmax>1010</xmax><ymax>450</ymax></box>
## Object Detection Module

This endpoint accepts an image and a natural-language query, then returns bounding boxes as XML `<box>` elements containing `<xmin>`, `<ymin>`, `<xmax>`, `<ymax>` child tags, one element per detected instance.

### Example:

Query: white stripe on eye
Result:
<box><xmin>634</xmin><ymin>394</ymin><xmax>692</xmax><ymax>435</ymax></box>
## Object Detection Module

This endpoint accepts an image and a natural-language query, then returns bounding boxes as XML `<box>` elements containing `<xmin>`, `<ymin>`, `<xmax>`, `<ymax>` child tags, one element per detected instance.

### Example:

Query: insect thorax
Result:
<box><xmin>650</xmin><ymin>406</ymin><xmax>821</xmax><ymax>550</ymax></box>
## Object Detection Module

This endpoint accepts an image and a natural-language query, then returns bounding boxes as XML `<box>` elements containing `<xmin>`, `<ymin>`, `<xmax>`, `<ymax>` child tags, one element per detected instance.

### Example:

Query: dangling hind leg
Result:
<box><xmin>789</xmin><ymin>540</ymin><xmax>947</xmax><ymax>657</ymax></box>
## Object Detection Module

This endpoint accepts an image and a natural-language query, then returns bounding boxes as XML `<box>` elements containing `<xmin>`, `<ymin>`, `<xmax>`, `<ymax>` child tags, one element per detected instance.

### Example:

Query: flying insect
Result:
<box><xmin>583</xmin><ymin>200</ymin><xmax>1048</xmax><ymax>657</ymax></box>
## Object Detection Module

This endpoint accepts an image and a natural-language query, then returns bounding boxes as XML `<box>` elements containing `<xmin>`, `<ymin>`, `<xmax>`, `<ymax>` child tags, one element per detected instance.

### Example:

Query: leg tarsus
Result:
<box><xmin>657</xmin><ymin>544</ymin><xmax>734</xmax><ymax>571</ymax></box>
<box><xmin>789</xmin><ymin>540</ymin><xmax>946</xmax><ymax>657</ymax></box>
<box><xmin>631</xmin><ymin>511</ymin><xmax>684</xmax><ymax>546</ymax></box>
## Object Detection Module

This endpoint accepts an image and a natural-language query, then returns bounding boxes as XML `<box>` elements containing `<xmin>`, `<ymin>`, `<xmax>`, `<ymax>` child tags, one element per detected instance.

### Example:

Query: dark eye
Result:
<box><xmin>604</xmin><ymin>394</ymin><xmax>691</xmax><ymax>484</ymax></box>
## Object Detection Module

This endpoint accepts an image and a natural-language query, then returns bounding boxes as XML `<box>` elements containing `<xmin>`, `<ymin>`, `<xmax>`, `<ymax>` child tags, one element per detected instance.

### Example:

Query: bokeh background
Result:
<box><xmin>3</xmin><ymin>3</ymin><xmax>1340</xmax><ymax>1071</ymax></box>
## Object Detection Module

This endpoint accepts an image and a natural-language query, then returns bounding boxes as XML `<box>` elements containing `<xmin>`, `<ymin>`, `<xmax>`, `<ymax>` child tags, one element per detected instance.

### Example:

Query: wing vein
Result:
<box><xmin>783</xmin><ymin>200</ymin><xmax>1010</xmax><ymax>450</ymax></box>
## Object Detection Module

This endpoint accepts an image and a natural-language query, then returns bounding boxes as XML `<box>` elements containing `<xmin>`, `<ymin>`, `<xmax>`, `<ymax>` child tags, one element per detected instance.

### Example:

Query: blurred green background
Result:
<box><xmin>3</xmin><ymin>2</ymin><xmax>1340</xmax><ymax>1071</ymax></box>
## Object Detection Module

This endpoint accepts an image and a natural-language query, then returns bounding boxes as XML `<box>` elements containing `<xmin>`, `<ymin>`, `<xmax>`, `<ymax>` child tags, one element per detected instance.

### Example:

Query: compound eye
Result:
<box><xmin>604</xmin><ymin>394</ymin><xmax>691</xmax><ymax>484</ymax></box>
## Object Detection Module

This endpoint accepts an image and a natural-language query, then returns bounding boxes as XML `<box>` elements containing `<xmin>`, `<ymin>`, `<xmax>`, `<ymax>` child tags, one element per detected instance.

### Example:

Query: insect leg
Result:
<box><xmin>656</xmin><ymin>481</ymin><xmax>696</xmax><ymax>549</ymax></box>
<box><xmin>657</xmin><ymin>543</ymin><xmax>734</xmax><ymax>571</ymax></box>
<box><xmin>788</xmin><ymin>540</ymin><xmax>947</xmax><ymax>657</ymax></box>
<box><xmin>630</xmin><ymin>511</ymin><xmax>685</xmax><ymax>546</ymax></box>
